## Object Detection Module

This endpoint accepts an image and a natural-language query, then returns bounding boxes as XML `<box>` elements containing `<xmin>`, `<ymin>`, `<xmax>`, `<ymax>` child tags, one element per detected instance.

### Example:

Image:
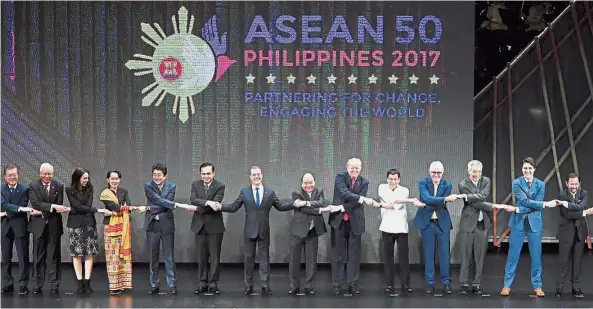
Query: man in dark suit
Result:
<box><xmin>414</xmin><ymin>161</ymin><xmax>456</xmax><ymax>296</ymax></box>
<box><xmin>189</xmin><ymin>163</ymin><xmax>225</xmax><ymax>295</ymax></box>
<box><xmin>501</xmin><ymin>157</ymin><xmax>558</xmax><ymax>297</ymax></box>
<box><xmin>1</xmin><ymin>165</ymin><xmax>33</xmax><ymax>294</ymax></box>
<box><xmin>554</xmin><ymin>173</ymin><xmax>590</xmax><ymax>298</ymax></box>
<box><xmin>457</xmin><ymin>160</ymin><xmax>508</xmax><ymax>295</ymax></box>
<box><xmin>144</xmin><ymin>163</ymin><xmax>191</xmax><ymax>295</ymax></box>
<box><xmin>215</xmin><ymin>166</ymin><xmax>295</xmax><ymax>296</ymax></box>
<box><xmin>288</xmin><ymin>172</ymin><xmax>331</xmax><ymax>296</ymax></box>
<box><xmin>28</xmin><ymin>163</ymin><xmax>69</xmax><ymax>295</ymax></box>
<box><xmin>329</xmin><ymin>158</ymin><xmax>373</xmax><ymax>295</ymax></box>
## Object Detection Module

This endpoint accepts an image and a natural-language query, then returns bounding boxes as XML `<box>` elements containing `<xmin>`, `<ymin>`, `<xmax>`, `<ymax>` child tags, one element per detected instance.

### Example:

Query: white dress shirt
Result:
<box><xmin>378</xmin><ymin>184</ymin><xmax>409</xmax><ymax>234</ymax></box>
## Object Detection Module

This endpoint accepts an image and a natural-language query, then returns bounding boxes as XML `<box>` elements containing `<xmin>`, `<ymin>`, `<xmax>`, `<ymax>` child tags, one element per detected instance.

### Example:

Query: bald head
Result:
<box><xmin>301</xmin><ymin>172</ymin><xmax>316</xmax><ymax>193</ymax></box>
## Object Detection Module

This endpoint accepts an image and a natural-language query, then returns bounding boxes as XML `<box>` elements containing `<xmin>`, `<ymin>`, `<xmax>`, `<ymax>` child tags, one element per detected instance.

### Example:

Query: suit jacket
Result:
<box><xmin>508</xmin><ymin>176</ymin><xmax>545</xmax><ymax>233</ymax></box>
<box><xmin>66</xmin><ymin>187</ymin><xmax>97</xmax><ymax>228</ymax></box>
<box><xmin>458</xmin><ymin>177</ymin><xmax>493</xmax><ymax>232</ymax></box>
<box><xmin>190</xmin><ymin>179</ymin><xmax>226</xmax><ymax>235</ymax></box>
<box><xmin>1</xmin><ymin>183</ymin><xmax>29</xmax><ymax>238</ymax></box>
<box><xmin>413</xmin><ymin>177</ymin><xmax>453</xmax><ymax>232</ymax></box>
<box><xmin>221</xmin><ymin>186</ymin><xmax>293</xmax><ymax>239</ymax></box>
<box><xmin>557</xmin><ymin>188</ymin><xmax>588</xmax><ymax>242</ymax></box>
<box><xmin>28</xmin><ymin>179</ymin><xmax>65</xmax><ymax>238</ymax></box>
<box><xmin>101</xmin><ymin>187</ymin><xmax>132</xmax><ymax>225</ymax></box>
<box><xmin>329</xmin><ymin>172</ymin><xmax>368</xmax><ymax>236</ymax></box>
<box><xmin>143</xmin><ymin>180</ymin><xmax>176</xmax><ymax>235</ymax></box>
<box><xmin>290</xmin><ymin>188</ymin><xmax>327</xmax><ymax>238</ymax></box>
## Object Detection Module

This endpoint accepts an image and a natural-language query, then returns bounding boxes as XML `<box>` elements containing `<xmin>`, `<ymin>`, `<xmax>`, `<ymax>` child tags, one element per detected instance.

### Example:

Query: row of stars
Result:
<box><xmin>244</xmin><ymin>73</ymin><xmax>440</xmax><ymax>85</ymax></box>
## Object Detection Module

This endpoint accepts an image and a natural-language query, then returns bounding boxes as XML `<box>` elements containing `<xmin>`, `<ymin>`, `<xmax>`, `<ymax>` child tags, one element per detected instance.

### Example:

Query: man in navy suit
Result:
<box><xmin>1</xmin><ymin>165</ymin><xmax>33</xmax><ymax>294</ymax></box>
<box><xmin>414</xmin><ymin>161</ymin><xmax>457</xmax><ymax>296</ymax></box>
<box><xmin>144</xmin><ymin>163</ymin><xmax>192</xmax><ymax>295</ymax></box>
<box><xmin>329</xmin><ymin>158</ymin><xmax>374</xmax><ymax>295</ymax></box>
<box><xmin>500</xmin><ymin>157</ymin><xmax>557</xmax><ymax>297</ymax></box>
<box><xmin>214</xmin><ymin>166</ymin><xmax>295</xmax><ymax>296</ymax></box>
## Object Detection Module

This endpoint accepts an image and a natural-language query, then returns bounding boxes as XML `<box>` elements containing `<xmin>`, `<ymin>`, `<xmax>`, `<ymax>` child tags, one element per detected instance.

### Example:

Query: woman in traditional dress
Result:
<box><xmin>100</xmin><ymin>170</ymin><xmax>144</xmax><ymax>295</ymax></box>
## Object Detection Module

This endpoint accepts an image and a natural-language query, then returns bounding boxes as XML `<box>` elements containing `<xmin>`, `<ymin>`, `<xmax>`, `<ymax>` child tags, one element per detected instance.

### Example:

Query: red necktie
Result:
<box><xmin>344</xmin><ymin>178</ymin><xmax>356</xmax><ymax>221</ymax></box>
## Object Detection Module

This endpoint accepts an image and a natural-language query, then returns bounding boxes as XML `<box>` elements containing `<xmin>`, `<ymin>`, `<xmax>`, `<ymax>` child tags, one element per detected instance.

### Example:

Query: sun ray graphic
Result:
<box><xmin>125</xmin><ymin>6</ymin><xmax>217</xmax><ymax>123</ymax></box>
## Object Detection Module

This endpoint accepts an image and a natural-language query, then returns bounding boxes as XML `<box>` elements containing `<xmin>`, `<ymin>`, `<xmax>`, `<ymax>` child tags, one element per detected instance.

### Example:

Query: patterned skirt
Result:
<box><xmin>68</xmin><ymin>226</ymin><xmax>99</xmax><ymax>257</ymax></box>
<box><xmin>105</xmin><ymin>235</ymin><xmax>133</xmax><ymax>291</ymax></box>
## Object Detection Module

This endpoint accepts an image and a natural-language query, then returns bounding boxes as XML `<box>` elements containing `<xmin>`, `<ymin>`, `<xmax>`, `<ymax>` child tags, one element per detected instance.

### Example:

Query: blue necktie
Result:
<box><xmin>255</xmin><ymin>188</ymin><xmax>260</xmax><ymax>209</ymax></box>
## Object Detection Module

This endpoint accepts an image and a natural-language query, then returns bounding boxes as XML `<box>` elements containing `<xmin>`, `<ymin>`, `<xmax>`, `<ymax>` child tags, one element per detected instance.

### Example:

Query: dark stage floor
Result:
<box><xmin>2</xmin><ymin>252</ymin><xmax>592</xmax><ymax>308</ymax></box>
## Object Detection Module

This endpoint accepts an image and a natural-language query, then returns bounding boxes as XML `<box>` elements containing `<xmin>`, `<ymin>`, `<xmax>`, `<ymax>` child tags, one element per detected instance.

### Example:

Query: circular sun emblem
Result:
<box><xmin>159</xmin><ymin>57</ymin><xmax>183</xmax><ymax>81</ymax></box>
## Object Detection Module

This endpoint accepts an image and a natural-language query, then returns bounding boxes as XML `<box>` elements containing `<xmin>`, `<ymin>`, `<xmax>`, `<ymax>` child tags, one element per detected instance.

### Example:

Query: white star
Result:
<box><xmin>307</xmin><ymin>74</ymin><xmax>317</xmax><ymax>84</ymax></box>
<box><xmin>409</xmin><ymin>74</ymin><xmax>418</xmax><ymax>84</ymax></box>
<box><xmin>388</xmin><ymin>74</ymin><xmax>399</xmax><ymax>84</ymax></box>
<box><xmin>348</xmin><ymin>74</ymin><xmax>357</xmax><ymax>84</ymax></box>
<box><xmin>245</xmin><ymin>73</ymin><xmax>255</xmax><ymax>84</ymax></box>
<box><xmin>368</xmin><ymin>74</ymin><xmax>378</xmax><ymax>84</ymax></box>
<box><xmin>286</xmin><ymin>74</ymin><xmax>296</xmax><ymax>84</ymax></box>
<box><xmin>327</xmin><ymin>74</ymin><xmax>337</xmax><ymax>84</ymax></box>
<box><xmin>429</xmin><ymin>74</ymin><xmax>440</xmax><ymax>85</ymax></box>
<box><xmin>266</xmin><ymin>74</ymin><xmax>276</xmax><ymax>84</ymax></box>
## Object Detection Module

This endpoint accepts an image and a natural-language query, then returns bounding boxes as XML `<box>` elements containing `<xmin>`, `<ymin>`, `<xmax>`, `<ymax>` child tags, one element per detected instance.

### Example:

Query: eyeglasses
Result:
<box><xmin>430</xmin><ymin>171</ymin><xmax>443</xmax><ymax>175</ymax></box>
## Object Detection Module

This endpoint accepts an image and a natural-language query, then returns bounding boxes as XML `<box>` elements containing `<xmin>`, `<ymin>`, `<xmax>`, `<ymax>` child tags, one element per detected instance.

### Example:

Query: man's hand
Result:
<box><xmin>320</xmin><ymin>205</ymin><xmax>332</xmax><ymax>213</ymax></box>
<box><xmin>103</xmin><ymin>210</ymin><xmax>113</xmax><ymax>216</ymax></box>
<box><xmin>30</xmin><ymin>210</ymin><xmax>42</xmax><ymax>216</ymax></box>
<box><xmin>134</xmin><ymin>206</ymin><xmax>147</xmax><ymax>213</ymax></box>
<box><xmin>504</xmin><ymin>205</ymin><xmax>517</xmax><ymax>213</ymax></box>
<box><xmin>363</xmin><ymin>197</ymin><xmax>376</xmax><ymax>206</ymax></box>
<box><xmin>18</xmin><ymin>207</ymin><xmax>33</xmax><ymax>213</ymax></box>
<box><xmin>53</xmin><ymin>205</ymin><xmax>69</xmax><ymax>213</ymax></box>
<box><xmin>543</xmin><ymin>200</ymin><xmax>557</xmax><ymax>208</ymax></box>
<box><xmin>186</xmin><ymin>205</ymin><xmax>198</xmax><ymax>212</ymax></box>
<box><xmin>209</xmin><ymin>202</ymin><xmax>222</xmax><ymax>211</ymax></box>
<box><xmin>329</xmin><ymin>205</ymin><xmax>344</xmax><ymax>213</ymax></box>
<box><xmin>444</xmin><ymin>195</ymin><xmax>458</xmax><ymax>202</ymax></box>
<box><xmin>585</xmin><ymin>208</ymin><xmax>593</xmax><ymax>216</ymax></box>
<box><xmin>0</xmin><ymin>212</ymin><xmax>6</xmax><ymax>217</ymax></box>
<box><xmin>293</xmin><ymin>200</ymin><xmax>307</xmax><ymax>208</ymax></box>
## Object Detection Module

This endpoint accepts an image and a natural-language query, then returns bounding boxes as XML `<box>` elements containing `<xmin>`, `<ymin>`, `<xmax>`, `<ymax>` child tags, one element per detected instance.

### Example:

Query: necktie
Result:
<box><xmin>307</xmin><ymin>192</ymin><xmax>314</xmax><ymax>230</ymax></box>
<box><xmin>255</xmin><ymin>188</ymin><xmax>260</xmax><ymax>209</ymax></box>
<box><xmin>9</xmin><ymin>187</ymin><xmax>14</xmax><ymax>194</ymax></box>
<box><xmin>526</xmin><ymin>182</ymin><xmax>531</xmax><ymax>189</ymax></box>
<box><xmin>44</xmin><ymin>183</ymin><xmax>50</xmax><ymax>196</ymax></box>
<box><xmin>204</xmin><ymin>184</ymin><xmax>209</xmax><ymax>194</ymax></box>
<box><xmin>345</xmin><ymin>178</ymin><xmax>355</xmax><ymax>222</ymax></box>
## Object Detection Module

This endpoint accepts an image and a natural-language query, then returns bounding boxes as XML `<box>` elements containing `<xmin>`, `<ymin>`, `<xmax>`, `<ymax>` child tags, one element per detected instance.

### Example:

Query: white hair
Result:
<box><xmin>347</xmin><ymin>157</ymin><xmax>362</xmax><ymax>167</ymax></box>
<box><xmin>39</xmin><ymin>163</ymin><xmax>54</xmax><ymax>173</ymax></box>
<box><xmin>429</xmin><ymin>161</ymin><xmax>444</xmax><ymax>171</ymax></box>
<box><xmin>467</xmin><ymin>160</ymin><xmax>483</xmax><ymax>172</ymax></box>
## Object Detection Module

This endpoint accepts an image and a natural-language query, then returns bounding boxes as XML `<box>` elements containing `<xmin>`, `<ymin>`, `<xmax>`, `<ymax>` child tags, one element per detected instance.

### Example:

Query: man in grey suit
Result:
<box><xmin>288</xmin><ymin>173</ymin><xmax>331</xmax><ymax>296</ymax></box>
<box><xmin>457</xmin><ymin>160</ymin><xmax>508</xmax><ymax>295</ymax></box>
<box><xmin>210</xmin><ymin>166</ymin><xmax>296</xmax><ymax>296</ymax></box>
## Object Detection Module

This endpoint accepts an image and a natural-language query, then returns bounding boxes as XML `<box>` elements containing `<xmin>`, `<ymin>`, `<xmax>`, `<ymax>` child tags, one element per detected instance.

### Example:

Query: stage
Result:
<box><xmin>1</xmin><ymin>251</ymin><xmax>592</xmax><ymax>308</ymax></box>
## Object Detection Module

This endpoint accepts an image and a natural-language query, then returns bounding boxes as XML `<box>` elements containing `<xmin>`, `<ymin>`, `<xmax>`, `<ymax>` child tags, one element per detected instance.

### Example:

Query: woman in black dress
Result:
<box><xmin>66</xmin><ymin>168</ymin><xmax>99</xmax><ymax>294</ymax></box>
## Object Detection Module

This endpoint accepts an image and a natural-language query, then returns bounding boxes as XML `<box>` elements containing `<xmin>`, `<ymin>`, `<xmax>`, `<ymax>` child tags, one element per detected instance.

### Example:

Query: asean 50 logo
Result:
<box><xmin>125</xmin><ymin>6</ymin><xmax>236</xmax><ymax>122</ymax></box>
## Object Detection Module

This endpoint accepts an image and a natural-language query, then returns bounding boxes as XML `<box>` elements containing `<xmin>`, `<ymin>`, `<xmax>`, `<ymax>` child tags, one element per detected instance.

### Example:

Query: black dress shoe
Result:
<box><xmin>18</xmin><ymin>286</ymin><xmax>29</xmax><ymax>295</ymax></box>
<box><xmin>426</xmin><ymin>285</ymin><xmax>435</xmax><ymax>294</ymax></box>
<box><xmin>385</xmin><ymin>285</ymin><xmax>394</xmax><ymax>293</ymax></box>
<box><xmin>333</xmin><ymin>286</ymin><xmax>341</xmax><ymax>295</ymax></box>
<box><xmin>244</xmin><ymin>286</ymin><xmax>253</xmax><ymax>295</ymax></box>
<box><xmin>261</xmin><ymin>286</ymin><xmax>272</xmax><ymax>296</ymax></box>
<box><xmin>459</xmin><ymin>286</ymin><xmax>469</xmax><ymax>295</ymax></box>
<box><xmin>472</xmin><ymin>286</ymin><xmax>483</xmax><ymax>295</ymax></box>
<box><xmin>194</xmin><ymin>286</ymin><xmax>208</xmax><ymax>295</ymax></box>
<box><xmin>169</xmin><ymin>288</ymin><xmax>178</xmax><ymax>295</ymax></box>
<box><xmin>573</xmin><ymin>288</ymin><xmax>584</xmax><ymax>298</ymax></box>
<box><xmin>444</xmin><ymin>284</ymin><xmax>453</xmax><ymax>294</ymax></box>
<box><xmin>288</xmin><ymin>287</ymin><xmax>299</xmax><ymax>295</ymax></box>
<box><xmin>556</xmin><ymin>288</ymin><xmax>562</xmax><ymax>298</ymax></box>
<box><xmin>33</xmin><ymin>286</ymin><xmax>42</xmax><ymax>294</ymax></box>
<box><xmin>51</xmin><ymin>286</ymin><xmax>59</xmax><ymax>295</ymax></box>
<box><xmin>304</xmin><ymin>288</ymin><xmax>315</xmax><ymax>295</ymax></box>
<box><xmin>348</xmin><ymin>284</ymin><xmax>360</xmax><ymax>295</ymax></box>
<box><xmin>109</xmin><ymin>290</ymin><xmax>121</xmax><ymax>295</ymax></box>
<box><xmin>209</xmin><ymin>286</ymin><xmax>220</xmax><ymax>294</ymax></box>
<box><xmin>402</xmin><ymin>285</ymin><xmax>413</xmax><ymax>293</ymax></box>
<box><xmin>148</xmin><ymin>287</ymin><xmax>159</xmax><ymax>295</ymax></box>
<box><xmin>2</xmin><ymin>284</ymin><xmax>14</xmax><ymax>293</ymax></box>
